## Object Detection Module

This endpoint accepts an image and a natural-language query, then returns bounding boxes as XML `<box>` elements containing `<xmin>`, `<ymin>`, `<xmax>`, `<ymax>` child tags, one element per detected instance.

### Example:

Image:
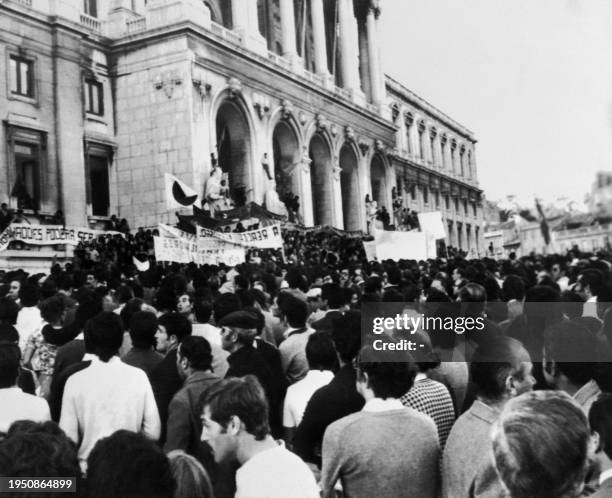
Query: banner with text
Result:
<box><xmin>154</xmin><ymin>236</ymin><xmax>245</xmax><ymax>266</ymax></box>
<box><xmin>0</xmin><ymin>224</ymin><xmax>123</xmax><ymax>252</ymax></box>
<box><xmin>197</xmin><ymin>224</ymin><xmax>283</xmax><ymax>249</ymax></box>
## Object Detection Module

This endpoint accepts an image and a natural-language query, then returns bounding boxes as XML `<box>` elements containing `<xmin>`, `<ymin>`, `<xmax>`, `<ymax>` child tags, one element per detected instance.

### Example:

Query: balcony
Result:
<box><xmin>209</xmin><ymin>21</ymin><xmax>241</xmax><ymax>46</ymax></box>
<box><xmin>126</xmin><ymin>17</ymin><xmax>146</xmax><ymax>35</ymax></box>
<box><xmin>267</xmin><ymin>51</ymin><xmax>291</xmax><ymax>71</ymax></box>
<box><xmin>80</xmin><ymin>13</ymin><xmax>102</xmax><ymax>34</ymax></box>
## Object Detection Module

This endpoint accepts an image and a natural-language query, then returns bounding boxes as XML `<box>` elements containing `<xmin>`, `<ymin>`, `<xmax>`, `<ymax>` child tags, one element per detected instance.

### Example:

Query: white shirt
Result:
<box><xmin>283</xmin><ymin>369</ymin><xmax>334</xmax><ymax>427</ymax></box>
<box><xmin>362</xmin><ymin>398</ymin><xmax>405</xmax><ymax>413</ymax></box>
<box><xmin>600</xmin><ymin>468</ymin><xmax>612</xmax><ymax>486</ymax></box>
<box><xmin>0</xmin><ymin>387</ymin><xmax>50</xmax><ymax>433</ymax></box>
<box><xmin>235</xmin><ymin>443</ymin><xmax>319</xmax><ymax>498</ymax></box>
<box><xmin>60</xmin><ymin>356</ymin><xmax>160</xmax><ymax>472</ymax></box>
<box><xmin>16</xmin><ymin>306</ymin><xmax>44</xmax><ymax>352</ymax></box>
<box><xmin>191</xmin><ymin>323</ymin><xmax>229</xmax><ymax>378</ymax></box>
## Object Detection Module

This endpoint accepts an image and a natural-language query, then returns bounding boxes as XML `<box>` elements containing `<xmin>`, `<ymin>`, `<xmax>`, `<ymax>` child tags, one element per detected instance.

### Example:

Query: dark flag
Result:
<box><xmin>535</xmin><ymin>199</ymin><xmax>550</xmax><ymax>245</ymax></box>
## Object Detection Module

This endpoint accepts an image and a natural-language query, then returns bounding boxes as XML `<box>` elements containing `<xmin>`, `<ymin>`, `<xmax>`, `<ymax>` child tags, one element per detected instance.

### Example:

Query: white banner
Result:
<box><xmin>0</xmin><ymin>224</ymin><xmax>123</xmax><ymax>252</ymax></box>
<box><xmin>197</xmin><ymin>224</ymin><xmax>283</xmax><ymax>249</ymax></box>
<box><xmin>372</xmin><ymin>228</ymin><xmax>428</xmax><ymax>261</ymax></box>
<box><xmin>418</xmin><ymin>211</ymin><xmax>446</xmax><ymax>239</ymax></box>
<box><xmin>154</xmin><ymin>236</ymin><xmax>245</xmax><ymax>266</ymax></box>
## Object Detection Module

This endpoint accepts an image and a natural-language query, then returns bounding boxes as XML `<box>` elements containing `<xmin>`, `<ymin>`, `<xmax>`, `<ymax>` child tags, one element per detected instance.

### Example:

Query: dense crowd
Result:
<box><xmin>1</xmin><ymin>226</ymin><xmax>612</xmax><ymax>497</ymax></box>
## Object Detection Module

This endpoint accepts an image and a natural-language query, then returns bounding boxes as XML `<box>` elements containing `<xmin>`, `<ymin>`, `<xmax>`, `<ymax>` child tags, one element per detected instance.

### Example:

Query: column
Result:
<box><xmin>365</xmin><ymin>4</ymin><xmax>383</xmax><ymax>105</ymax></box>
<box><xmin>299</xmin><ymin>154</ymin><xmax>314</xmax><ymax>226</ymax></box>
<box><xmin>310</xmin><ymin>0</ymin><xmax>329</xmax><ymax>76</ymax></box>
<box><xmin>231</xmin><ymin>0</ymin><xmax>248</xmax><ymax>32</ymax></box>
<box><xmin>338</xmin><ymin>0</ymin><xmax>360</xmax><ymax>92</ymax></box>
<box><xmin>231</xmin><ymin>0</ymin><xmax>267</xmax><ymax>55</ymax></box>
<box><xmin>332</xmin><ymin>161</ymin><xmax>344</xmax><ymax>228</ymax></box>
<box><xmin>279</xmin><ymin>0</ymin><xmax>298</xmax><ymax>60</ymax></box>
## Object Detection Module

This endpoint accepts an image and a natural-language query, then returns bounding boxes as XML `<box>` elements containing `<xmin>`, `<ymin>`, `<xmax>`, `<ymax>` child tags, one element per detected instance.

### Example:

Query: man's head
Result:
<box><xmin>218</xmin><ymin>311</ymin><xmax>258</xmax><ymax>353</ymax></box>
<box><xmin>321</xmin><ymin>283</ymin><xmax>346</xmax><ymax>310</ymax></box>
<box><xmin>0</xmin><ymin>297</ymin><xmax>19</xmax><ymax>325</ymax></box>
<box><xmin>85</xmin><ymin>273</ymin><xmax>98</xmax><ymax>289</ymax></box>
<box><xmin>458</xmin><ymin>283</ymin><xmax>487</xmax><ymax>318</ymax></box>
<box><xmin>0</xmin><ymin>342</ymin><xmax>20</xmax><ymax>388</ymax></box>
<box><xmin>129</xmin><ymin>311</ymin><xmax>158</xmax><ymax>350</ymax></box>
<box><xmin>589</xmin><ymin>394</ymin><xmax>612</xmax><ymax>471</ymax></box>
<box><xmin>84</xmin><ymin>312</ymin><xmax>124</xmax><ymax>362</ymax></box>
<box><xmin>305</xmin><ymin>332</ymin><xmax>337</xmax><ymax>371</ymax></box>
<box><xmin>176</xmin><ymin>293</ymin><xmax>193</xmax><ymax>315</ymax></box>
<box><xmin>331</xmin><ymin>311</ymin><xmax>362</xmax><ymax>366</ymax></box>
<box><xmin>18</xmin><ymin>284</ymin><xmax>39</xmax><ymax>308</ymax></box>
<box><xmin>543</xmin><ymin>320</ymin><xmax>598</xmax><ymax>391</ymax></box>
<box><xmin>212</xmin><ymin>293</ymin><xmax>242</xmax><ymax>325</ymax></box>
<box><xmin>156</xmin><ymin>313</ymin><xmax>192</xmax><ymax>354</ymax></box>
<box><xmin>7</xmin><ymin>280</ymin><xmax>21</xmax><ymax>301</ymax></box>
<box><xmin>200</xmin><ymin>376</ymin><xmax>269</xmax><ymax>464</ymax></box>
<box><xmin>279</xmin><ymin>294</ymin><xmax>308</xmax><ymax>329</ymax></box>
<box><xmin>176</xmin><ymin>336</ymin><xmax>213</xmax><ymax>379</ymax></box>
<box><xmin>575</xmin><ymin>268</ymin><xmax>604</xmax><ymax>299</ymax></box>
<box><xmin>470</xmin><ymin>336</ymin><xmax>535</xmax><ymax>404</ymax></box>
<box><xmin>492</xmin><ymin>391</ymin><xmax>590</xmax><ymax>498</ymax></box>
<box><xmin>356</xmin><ymin>349</ymin><xmax>417</xmax><ymax>402</ymax></box>
<box><xmin>87</xmin><ymin>430</ymin><xmax>175</xmax><ymax>498</ymax></box>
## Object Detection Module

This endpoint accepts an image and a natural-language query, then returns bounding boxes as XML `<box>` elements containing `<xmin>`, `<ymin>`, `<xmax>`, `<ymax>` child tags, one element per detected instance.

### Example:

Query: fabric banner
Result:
<box><xmin>370</xmin><ymin>228</ymin><xmax>428</xmax><ymax>261</ymax></box>
<box><xmin>154</xmin><ymin>236</ymin><xmax>245</xmax><ymax>266</ymax></box>
<box><xmin>197</xmin><ymin>224</ymin><xmax>283</xmax><ymax>249</ymax></box>
<box><xmin>418</xmin><ymin>212</ymin><xmax>447</xmax><ymax>240</ymax></box>
<box><xmin>0</xmin><ymin>224</ymin><xmax>123</xmax><ymax>252</ymax></box>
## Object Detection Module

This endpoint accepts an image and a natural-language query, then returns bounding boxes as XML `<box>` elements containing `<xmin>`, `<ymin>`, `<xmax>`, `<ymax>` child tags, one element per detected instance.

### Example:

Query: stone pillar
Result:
<box><xmin>299</xmin><ymin>153</ymin><xmax>314</xmax><ymax>226</ymax></box>
<box><xmin>310</xmin><ymin>0</ymin><xmax>329</xmax><ymax>76</ymax></box>
<box><xmin>365</xmin><ymin>4</ymin><xmax>383</xmax><ymax>106</ymax></box>
<box><xmin>231</xmin><ymin>0</ymin><xmax>267</xmax><ymax>55</ymax></box>
<box><xmin>279</xmin><ymin>0</ymin><xmax>298</xmax><ymax>59</ymax></box>
<box><xmin>331</xmin><ymin>161</ymin><xmax>344</xmax><ymax>228</ymax></box>
<box><xmin>338</xmin><ymin>0</ymin><xmax>360</xmax><ymax>92</ymax></box>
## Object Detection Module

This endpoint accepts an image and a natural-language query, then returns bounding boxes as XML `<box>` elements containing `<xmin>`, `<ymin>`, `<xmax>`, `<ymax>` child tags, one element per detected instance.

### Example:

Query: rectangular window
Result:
<box><xmin>85</xmin><ymin>79</ymin><xmax>104</xmax><ymax>115</ymax></box>
<box><xmin>12</xmin><ymin>142</ymin><xmax>40</xmax><ymax>210</ymax></box>
<box><xmin>454</xmin><ymin>198</ymin><xmax>459</xmax><ymax>212</ymax></box>
<box><xmin>473</xmin><ymin>202</ymin><xmax>477</xmax><ymax>217</ymax></box>
<box><xmin>445</xmin><ymin>195</ymin><xmax>450</xmax><ymax>210</ymax></box>
<box><xmin>435</xmin><ymin>191</ymin><xmax>439</xmax><ymax>207</ymax></box>
<box><xmin>88</xmin><ymin>154</ymin><xmax>110</xmax><ymax>216</ymax></box>
<box><xmin>423</xmin><ymin>187</ymin><xmax>429</xmax><ymax>204</ymax></box>
<box><xmin>410</xmin><ymin>184</ymin><xmax>416</xmax><ymax>200</ymax></box>
<box><xmin>464</xmin><ymin>199</ymin><xmax>468</xmax><ymax>214</ymax></box>
<box><xmin>9</xmin><ymin>56</ymin><xmax>34</xmax><ymax>98</ymax></box>
<box><xmin>83</xmin><ymin>0</ymin><xmax>98</xmax><ymax>17</ymax></box>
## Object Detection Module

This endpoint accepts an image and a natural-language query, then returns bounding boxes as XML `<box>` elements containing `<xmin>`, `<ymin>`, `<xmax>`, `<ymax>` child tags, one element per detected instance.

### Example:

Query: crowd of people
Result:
<box><xmin>1</xmin><ymin>224</ymin><xmax>612</xmax><ymax>497</ymax></box>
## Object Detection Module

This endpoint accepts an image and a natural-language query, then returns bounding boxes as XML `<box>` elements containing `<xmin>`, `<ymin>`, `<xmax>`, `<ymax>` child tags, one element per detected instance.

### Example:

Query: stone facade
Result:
<box><xmin>1</xmin><ymin>0</ymin><xmax>484</xmax><ymax>252</ymax></box>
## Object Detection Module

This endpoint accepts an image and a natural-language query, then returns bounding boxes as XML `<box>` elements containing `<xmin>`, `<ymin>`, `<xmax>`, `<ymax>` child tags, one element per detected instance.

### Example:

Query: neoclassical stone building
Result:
<box><xmin>0</xmin><ymin>0</ymin><xmax>484</xmax><ymax>253</ymax></box>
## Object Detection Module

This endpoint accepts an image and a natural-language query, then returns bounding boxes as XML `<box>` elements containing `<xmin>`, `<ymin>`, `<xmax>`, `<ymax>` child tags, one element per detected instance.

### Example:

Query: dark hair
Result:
<box><xmin>321</xmin><ymin>283</ymin><xmax>345</xmax><ymax>309</ymax></box>
<box><xmin>560</xmin><ymin>290</ymin><xmax>585</xmax><ymax>320</ymax></box>
<box><xmin>331</xmin><ymin>311</ymin><xmax>362</xmax><ymax>364</ymax></box>
<box><xmin>115</xmin><ymin>284</ymin><xmax>135</xmax><ymax>305</ymax></box>
<box><xmin>129</xmin><ymin>311</ymin><xmax>158</xmax><ymax>350</ymax></box>
<box><xmin>158</xmin><ymin>313</ymin><xmax>192</xmax><ymax>343</ymax></box>
<box><xmin>179</xmin><ymin>336</ymin><xmax>212</xmax><ymax>372</ymax></box>
<box><xmin>87</xmin><ymin>430</ymin><xmax>175</xmax><ymax>498</ymax></box>
<box><xmin>543</xmin><ymin>320</ymin><xmax>598</xmax><ymax>386</ymax></box>
<box><xmin>305</xmin><ymin>332</ymin><xmax>337</xmax><ymax>371</ymax></box>
<box><xmin>0</xmin><ymin>342</ymin><xmax>20</xmax><ymax>388</ymax></box>
<box><xmin>580</xmin><ymin>268</ymin><xmax>604</xmax><ymax>297</ymax></box>
<box><xmin>0</xmin><ymin>297</ymin><xmax>19</xmax><ymax>325</ymax></box>
<box><xmin>458</xmin><ymin>283</ymin><xmax>486</xmax><ymax>317</ymax></box>
<box><xmin>199</xmin><ymin>375</ymin><xmax>269</xmax><ymax>440</ymax></box>
<box><xmin>502</xmin><ymin>275</ymin><xmax>525</xmax><ymax>302</ymax></box>
<box><xmin>590</xmin><ymin>394</ymin><xmax>612</xmax><ymax>461</ymax></box>
<box><xmin>0</xmin><ymin>324</ymin><xmax>19</xmax><ymax>343</ymax></box>
<box><xmin>194</xmin><ymin>299</ymin><xmax>213</xmax><ymax>324</ymax></box>
<box><xmin>470</xmin><ymin>337</ymin><xmax>528</xmax><ymax>401</ymax></box>
<box><xmin>119</xmin><ymin>298</ymin><xmax>145</xmax><ymax>331</ymax></box>
<box><xmin>84</xmin><ymin>312</ymin><xmax>124</xmax><ymax>362</ymax></box>
<box><xmin>39</xmin><ymin>296</ymin><xmax>65</xmax><ymax>324</ymax></box>
<box><xmin>18</xmin><ymin>284</ymin><xmax>40</xmax><ymax>307</ymax></box>
<box><xmin>212</xmin><ymin>293</ymin><xmax>241</xmax><ymax>324</ymax></box>
<box><xmin>358</xmin><ymin>353</ymin><xmax>417</xmax><ymax>399</ymax></box>
<box><xmin>280</xmin><ymin>295</ymin><xmax>308</xmax><ymax>328</ymax></box>
<box><xmin>492</xmin><ymin>391</ymin><xmax>589</xmax><ymax>498</ymax></box>
<box><xmin>0</xmin><ymin>421</ymin><xmax>80</xmax><ymax>480</ymax></box>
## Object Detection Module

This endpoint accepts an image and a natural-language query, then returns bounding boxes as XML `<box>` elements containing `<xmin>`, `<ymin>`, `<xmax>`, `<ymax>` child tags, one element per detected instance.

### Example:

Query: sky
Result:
<box><xmin>380</xmin><ymin>0</ymin><xmax>612</xmax><ymax>208</ymax></box>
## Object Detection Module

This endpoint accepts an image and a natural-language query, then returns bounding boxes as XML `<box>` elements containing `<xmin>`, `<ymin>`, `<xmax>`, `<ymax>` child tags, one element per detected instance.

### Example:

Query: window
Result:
<box><xmin>83</xmin><ymin>0</ymin><xmax>98</xmax><ymax>17</ymax></box>
<box><xmin>9</xmin><ymin>56</ymin><xmax>34</xmax><ymax>98</ymax></box>
<box><xmin>463</xmin><ymin>199</ymin><xmax>468</xmax><ymax>215</ymax></box>
<box><xmin>410</xmin><ymin>184</ymin><xmax>416</xmax><ymax>200</ymax></box>
<box><xmin>473</xmin><ymin>202</ymin><xmax>477</xmax><ymax>217</ymax></box>
<box><xmin>445</xmin><ymin>195</ymin><xmax>450</xmax><ymax>210</ymax></box>
<box><xmin>85</xmin><ymin>79</ymin><xmax>104</xmax><ymax>115</ymax></box>
<box><xmin>423</xmin><ymin>187</ymin><xmax>429</xmax><ymax>204</ymax></box>
<box><xmin>86</xmin><ymin>146</ymin><xmax>111</xmax><ymax>217</ymax></box>
<box><xmin>435</xmin><ymin>191</ymin><xmax>439</xmax><ymax>207</ymax></box>
<box><xmin>454</xmin><ymin>198</ymin><xmax>459</xmax><ymax>212</ymax></box>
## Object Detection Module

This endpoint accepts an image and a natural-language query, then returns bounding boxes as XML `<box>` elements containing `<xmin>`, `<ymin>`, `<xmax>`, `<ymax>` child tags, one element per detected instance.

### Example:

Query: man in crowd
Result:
<box><xmin>150</xmin><ymin>312</ymin><xmax>193</xmax><ymax>445</ymax></box>
<box><xmin>311</xmin><ymin>283</ymin><xmax>346</xmax><ymax>333</ymax></box>
<box><xmin>121</xmin><ymin>310</ymin><xmax>163</xmax><ymax>379</ymax></box>
<box><xmin>15</xmin><ymin>283</ymin><xmax>42</xmax><ymax>352</ymax></box>
<box><xmin>589</xmin><ymin>394</ymin><xmax>612</xmax><ymax>497</ymax></box>
<box><xmin>320</xmin><ymin>348</ymin><xmax>439</xmax><ymax>498</ymax></box>
<box><xmin>200</xmin><ymin>375</ymin><xmax>320</xmax><ymax>498</ymax></box>
<box><xmin>0</xmin><ymin>342</ymin><xmax>50</xmax><ymax>432</ymax></box>
<box><xmin>576</xmin><ymin>268</ymin><xmax>604</xmax><ymax>318</ymax></box>
<box><xmin>442</xmin><ymin>336</ymin><xmax>535</xmax><ymax>497</ymax></box>
<box><xmin>192</xmin><ymin>298</ymin><xmax>229</xmax><ymax>377</ymax></box>
<box><xmin>60</xmin><ymin>312</ymin><xmax>160</xmax><ymax>472</ymax></box>
<box><xmin>278</xmin><ymin>294</ymin><xmax>314</xmax><ymax>383</ymax></box>
<box><xmin>542</xmin><ymin>319</ymin><xmax>601</xmax><ymax>414</ymax></box>
<box><xmin>492</xmin><ymin>391</ymin><xmax>590</xmax><ymax>498</ymax></box>
<box><xmin>293</xmin><ymin>311</ymin><xmax>365</xmax><ymax>466</ymax></box>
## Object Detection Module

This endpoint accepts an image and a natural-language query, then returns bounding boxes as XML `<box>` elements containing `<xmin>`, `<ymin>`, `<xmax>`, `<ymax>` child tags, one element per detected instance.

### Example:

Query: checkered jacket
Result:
<box><xmin>401</xmin><ymin>377</ymin><xmax>456</xmax><ymax>449</ymax></box>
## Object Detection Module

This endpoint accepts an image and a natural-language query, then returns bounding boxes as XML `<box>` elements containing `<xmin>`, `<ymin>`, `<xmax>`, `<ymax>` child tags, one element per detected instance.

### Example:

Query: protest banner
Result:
<box><xmin>197</xmin><ymin>223</ymin><xmax>283</xmax><ymax>249</ymax></box>
<box><xmin>154</xmin><ymin>235</ymin><xmax>246</xmax><ymax>266</ymax></box>
<box><xmin>417</xmin><ymin>211</ymin><xmax>446</xmax><ymax>239</ymax></box>
<box><xmin>372</xmin><ymin>228</ymin><xmax>428</xmax><ymax>261</ymax></box>
<box><xmin>0</xmin><ymin>224</ymin><xmax>123</xmax><ymax>252</ymax></box>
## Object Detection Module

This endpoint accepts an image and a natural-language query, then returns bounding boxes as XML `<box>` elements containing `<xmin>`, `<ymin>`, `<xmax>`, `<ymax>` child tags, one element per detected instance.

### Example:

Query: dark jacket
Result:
<box><xmin>311</xmin><ymin>310</ymin><xmax>343</xmax><ymax>334</ymax></box>
<box><xmin>150</xmin><ymin>347</ymin><xmax>183</xmax><ymax>445</ymax></box>
<box><xmin>293</xmin><ymin>364</ymin><xmax>364</xmax><ymax>466</ymax></box>
<box><xmin>122</xmin><ymin>348</ymin><xmax>163</xmax><ymax>380</ymax></box>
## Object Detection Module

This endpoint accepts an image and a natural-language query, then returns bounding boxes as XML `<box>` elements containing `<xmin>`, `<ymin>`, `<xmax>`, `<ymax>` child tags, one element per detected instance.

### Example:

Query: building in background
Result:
<box><xmin>587</xmin><ymin>171</ymin><xmax>612</xmax><ymax>218</ymax></box>
<box><xmin>1</xmin><ymin>0</ymin><xmax>483</xmax><ymax>253</ymax></box>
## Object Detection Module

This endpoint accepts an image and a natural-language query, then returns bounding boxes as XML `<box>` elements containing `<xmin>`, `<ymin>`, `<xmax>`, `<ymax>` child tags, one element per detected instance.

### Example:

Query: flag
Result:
<box><xmin>132</xmin><ymin>256</ymin><xmax>150</xmax><ymax>272</ymax></box>
<box><xmin>535</xmin><ymin>199</ymin><xmax>550</xmax><ymax>245</ymax></box>
<box><xmin>165</xmin><ymin>173</ymin><xmax>199</xmax><ymax>210</ymax></box>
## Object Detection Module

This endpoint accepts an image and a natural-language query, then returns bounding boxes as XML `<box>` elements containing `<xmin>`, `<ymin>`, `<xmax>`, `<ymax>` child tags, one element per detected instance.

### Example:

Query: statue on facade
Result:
<box><xmin>205</xmin><ymin>164</ymin><xmax>225</xmax><ymax>216</ymax></box>
<box><xmin>264</xmin><ymin>180</ymin><xmax>288</xmax><ymax>218</ymax></box>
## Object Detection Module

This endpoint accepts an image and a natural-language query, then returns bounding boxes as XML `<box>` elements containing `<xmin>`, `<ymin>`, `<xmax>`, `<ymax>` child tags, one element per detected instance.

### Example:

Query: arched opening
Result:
<box><xmin>215</xmin><ymin>100</ymin><xmax>252</xmax><ymax>206</ymax></box>
<box><xmin>272</xmin><ymin>121</ymin><xmax>300</xmax><ymax>205</ymax></box>
<box><xmin>204</xmin><ymin>0</ymin><xmax>230</xmax><ymax>27</ymax></box>
<box><xmin>370</xmin><ymin>154</ymin><xmax>387</xmax><ymax>209</ymax></box>
<box><xmin>339</xmin><ymin>144</ymin><xmax>360</xmax><ymax>230</ymax></box>
<box><xmin>309</xmin><ymin>134</ymin><xmax>332</xmax><ymax>226</ymax></box>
